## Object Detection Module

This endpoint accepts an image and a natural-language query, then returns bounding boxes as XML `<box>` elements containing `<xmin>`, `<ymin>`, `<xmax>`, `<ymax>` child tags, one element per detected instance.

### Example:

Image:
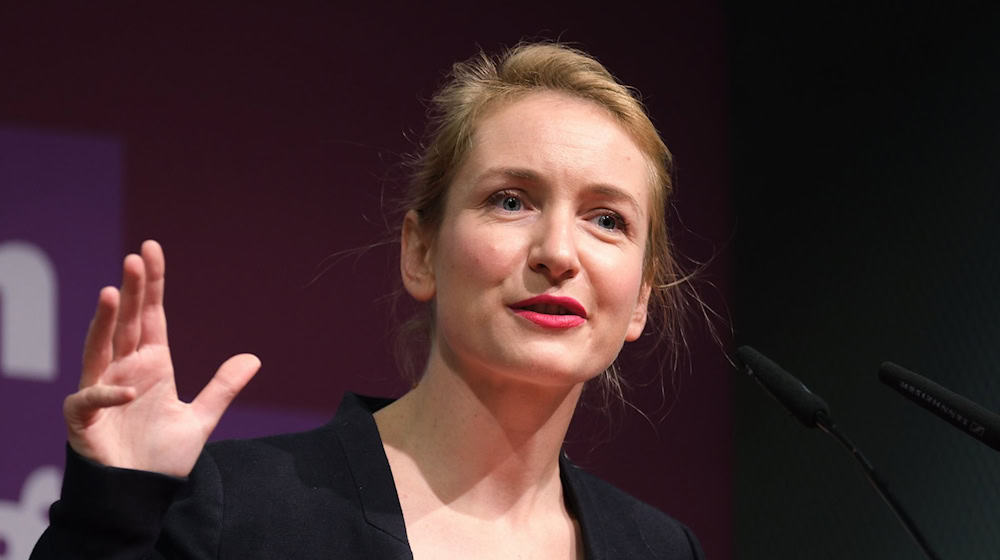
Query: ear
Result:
<box><xmin>625</xmin><ymin>282</ymin><xmax>652</xmax><ymax>342</ymax></box>
<box><xmin>400</xmin><ymin>210</ymin><xmax>436</xmax><ymax>302</ymax></box>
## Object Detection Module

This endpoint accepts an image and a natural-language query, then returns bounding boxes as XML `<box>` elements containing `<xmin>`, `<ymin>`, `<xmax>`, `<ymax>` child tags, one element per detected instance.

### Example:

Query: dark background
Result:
<box><xmin>728</xmin><ymin>2</ymin><xmax>1000</xmax><ymax>558</ymax></box>
<box><xmin>4</xmin><ymin>1</ymin><xmax>999</xmax><ymax>558</ymax></box>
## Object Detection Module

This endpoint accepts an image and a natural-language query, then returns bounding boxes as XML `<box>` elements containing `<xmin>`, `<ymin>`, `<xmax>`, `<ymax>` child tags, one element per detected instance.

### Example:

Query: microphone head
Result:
<box><xmin>736</xmin><ymin>346</ymin><xmax>831</xmax><ymax>428</ymax></box>
<box><xmin>879</xmin><ymin>361</ymin><xmax>1000</xmax><ymax>452</ymax></box>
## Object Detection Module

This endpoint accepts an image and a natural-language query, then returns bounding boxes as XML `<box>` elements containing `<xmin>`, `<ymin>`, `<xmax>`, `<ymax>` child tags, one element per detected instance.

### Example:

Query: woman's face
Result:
<box><xmin>404</xmin><ymin>91</ymin><xmax>652</xmax><ymax>388</ymax></box>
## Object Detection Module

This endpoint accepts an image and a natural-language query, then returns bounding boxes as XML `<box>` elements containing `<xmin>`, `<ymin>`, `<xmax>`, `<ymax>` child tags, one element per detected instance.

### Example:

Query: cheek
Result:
<box><xmin>583</xmin><ymin>241</ymin><xmax>646</xmax><ymax>313</ymax></box>
<box><xmin>437</xmin><ymin>223</ymin><xmax>522</xmax><ymax>293</ymax></box>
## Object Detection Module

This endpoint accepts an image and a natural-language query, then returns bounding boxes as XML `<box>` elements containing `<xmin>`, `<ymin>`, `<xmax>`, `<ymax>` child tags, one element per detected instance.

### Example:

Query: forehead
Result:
<box><xmin>452</xmin><ymin>91</ymin><xmax>652</xmax><ymax>212</ymax></box>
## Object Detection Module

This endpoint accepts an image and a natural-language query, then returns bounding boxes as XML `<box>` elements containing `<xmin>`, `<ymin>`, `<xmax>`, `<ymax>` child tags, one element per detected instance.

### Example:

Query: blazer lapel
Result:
<box><xmin>333</xmin><ymin>393</ymin><xmax>411</xmax><ymax>547</ymax></box>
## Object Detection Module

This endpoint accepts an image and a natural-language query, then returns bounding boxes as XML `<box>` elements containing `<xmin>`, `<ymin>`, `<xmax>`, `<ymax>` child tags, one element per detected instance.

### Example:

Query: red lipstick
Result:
<box><xmin>509</xmin><ymin>295</ymin><xmax>587</xmax><ymax>329</ymax></box>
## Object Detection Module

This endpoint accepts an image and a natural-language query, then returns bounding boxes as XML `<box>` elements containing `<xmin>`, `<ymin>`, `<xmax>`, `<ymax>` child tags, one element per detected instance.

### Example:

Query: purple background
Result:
<box><xmin>0</xmin><ymin>128</ymin><xmax>121</xmax><ymax>499</ymax></box>
<box><xmin>0</xmin><ymin>3</ymin><xmax>732</xmax><ymax>558</ymax></box>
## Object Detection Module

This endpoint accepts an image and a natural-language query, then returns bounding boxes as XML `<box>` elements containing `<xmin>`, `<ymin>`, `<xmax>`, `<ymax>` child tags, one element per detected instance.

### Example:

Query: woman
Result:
<box><xmin>32</xmin><ymin>43</ymin><xmax>703</xmax><ymax>559</ymax></box>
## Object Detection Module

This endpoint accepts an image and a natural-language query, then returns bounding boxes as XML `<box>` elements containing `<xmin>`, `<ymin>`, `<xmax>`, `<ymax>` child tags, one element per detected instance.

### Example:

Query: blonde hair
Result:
<box><xmin>398</xmin><ymin>42</ymin><xmax>687</xmax><ymax>400</ymax></box>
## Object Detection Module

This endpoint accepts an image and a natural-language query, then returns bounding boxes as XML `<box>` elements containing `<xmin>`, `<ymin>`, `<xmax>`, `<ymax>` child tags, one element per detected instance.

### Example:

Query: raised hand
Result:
<box><xmin>63</xmin><ymin>240</ymin><xmax>260</xmax><ymax>477</ymax></box>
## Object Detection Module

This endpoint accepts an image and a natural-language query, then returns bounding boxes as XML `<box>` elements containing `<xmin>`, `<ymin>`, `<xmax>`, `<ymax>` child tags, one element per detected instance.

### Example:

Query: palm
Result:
<box><xmin>64</xmin><ymin>241</ymin><xmax>259</xmax><ymax>477</ymax></box>
<box><xmin>75</xmin><ymin>346</ymin><xmax>198</xmax><ymax>475</ymax></box>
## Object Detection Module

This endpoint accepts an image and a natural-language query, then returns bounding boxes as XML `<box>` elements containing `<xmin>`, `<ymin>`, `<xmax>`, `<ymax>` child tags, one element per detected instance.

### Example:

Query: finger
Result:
<box><xmin>63</xmin><ymin>385</ymin><xmax>137</xmax><ymax>427</ymax></box>
<box><xmin>139</xmin><ymin>240</ymin><xmax>168</xmax><ymax>347</ymax></box>
<box><xmin>112</xmin><ymin>253</ymin><xmax>145</xmax><ymax>359</ymax></box>
<box><xmin>81</xmin><ymin>287</ymin><xmax>120</xmax><ymax>388</ymax></box>
<box><xmin>192</xmin><ymin>354</ymin><xmax>261</xmax><ymax>428</ymax></box>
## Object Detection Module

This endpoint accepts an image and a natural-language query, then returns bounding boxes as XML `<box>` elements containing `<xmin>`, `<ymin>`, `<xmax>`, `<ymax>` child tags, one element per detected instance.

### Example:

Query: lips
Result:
<box><xmin>509</xmin><ymin>295</ymin><xmax>587</xmax><ymax>328</ymax></box>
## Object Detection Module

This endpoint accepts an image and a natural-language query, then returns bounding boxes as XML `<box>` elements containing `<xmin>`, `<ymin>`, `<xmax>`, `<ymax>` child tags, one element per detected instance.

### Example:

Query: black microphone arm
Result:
<box><xmin>735</xmin><ymin>346</ymin><xmax>943</xmax><ymax>560</ymax></box>
<box><xmin>879</xmin><ymin>361</ymin><xmax>1000</xmax><ymax>453</ymax></box>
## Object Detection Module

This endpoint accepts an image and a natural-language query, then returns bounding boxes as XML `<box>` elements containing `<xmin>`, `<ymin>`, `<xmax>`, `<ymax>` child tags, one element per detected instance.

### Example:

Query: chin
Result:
<box><xmin>502</xmin><ymin>356</ymin><xmax>609</xmax><ymax>389</ymax></box>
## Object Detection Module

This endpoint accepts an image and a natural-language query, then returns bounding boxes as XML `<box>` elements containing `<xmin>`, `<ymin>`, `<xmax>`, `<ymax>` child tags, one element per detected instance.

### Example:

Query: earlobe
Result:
<box><xmin>625</xmin><ymin>282</ymin><xmax>652</xmax><ymax>342</ymax></box>
<box><xmin>400</xmin><ymin>210</ymin><xmax>436</xmax><ymax>302</ymax></box>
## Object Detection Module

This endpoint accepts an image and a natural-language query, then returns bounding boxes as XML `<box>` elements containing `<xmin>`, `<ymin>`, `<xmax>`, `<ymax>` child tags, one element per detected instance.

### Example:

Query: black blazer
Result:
<box><xmin>32</xmin><ymin>393</ymin><xmax>703</xmax><ymax>559</ymax></box>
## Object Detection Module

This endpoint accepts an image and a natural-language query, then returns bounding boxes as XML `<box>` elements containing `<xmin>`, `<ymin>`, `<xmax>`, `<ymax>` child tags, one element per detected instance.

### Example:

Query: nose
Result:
<box><xmin>528</xmin><ymin>210</ymin><xmax>580</xmax><ymax>283</ymax></box>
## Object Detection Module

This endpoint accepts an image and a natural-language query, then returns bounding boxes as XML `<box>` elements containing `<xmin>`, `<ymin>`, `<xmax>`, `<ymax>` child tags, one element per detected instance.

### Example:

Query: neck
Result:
<box><xmin>375</xmin><ymin>349</ymin><xmax>584</xmax><ymax>520</ymax></box>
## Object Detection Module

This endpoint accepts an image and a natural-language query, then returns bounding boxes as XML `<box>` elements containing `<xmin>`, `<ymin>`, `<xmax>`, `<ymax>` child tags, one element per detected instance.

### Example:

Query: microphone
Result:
<box><xmin>879</xmin><ymin>361</ymin><xmax>1000</xmax><ymax>452</ymax></box>
<box><xmin>735</xmin><ymin>346</ymin><xmax>830</xmax><ymax>428</ymax></box>
<box><xmin>735</xmin><ymin>346</ymin><xmax>942</xmax><ymax>560</ymax></box>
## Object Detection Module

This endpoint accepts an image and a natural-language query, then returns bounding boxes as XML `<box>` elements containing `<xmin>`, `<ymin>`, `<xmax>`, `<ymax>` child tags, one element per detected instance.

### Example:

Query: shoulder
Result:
<box><xmin>169</xmin><ymin>394</ymin><xmax>404</xmax><ymax>556</ymax></box>
<box><xmin>203</xmin><ymin>421</ymin><xmax>343</xmax><ymax>480</ymax></box>
<box><xmin>176</xmin><ymin>419</ymin><xmax>354</xmax><ymax>534</ymax></box>
<box><xmin>200</xmin><ymin>392</ymin><xmax>393</xmax><ymax>491</ymax></box>
<box><xmin>562</xmin><ymin>460</ymin><xmax>704</xmax><ymax>559</ymax></box>
<box><xmin>202</xmin><ymin>392</ymin><xmax>390</xmax><ymax>480</ymax></box>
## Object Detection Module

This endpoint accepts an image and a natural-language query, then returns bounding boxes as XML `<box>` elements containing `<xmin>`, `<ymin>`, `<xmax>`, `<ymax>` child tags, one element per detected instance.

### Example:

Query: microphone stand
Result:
<box><xmin>814</xmin><ymin>412</ymin><xmax>942</xmax><ymax>560</ymax></box>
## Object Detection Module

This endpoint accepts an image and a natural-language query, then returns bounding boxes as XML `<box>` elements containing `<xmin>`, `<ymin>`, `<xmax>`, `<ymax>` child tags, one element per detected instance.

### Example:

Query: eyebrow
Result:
<box><xmin>587</xmin><ymin>184</ymin><xmax>644</xmax><ymax>219</ymax></box>
<box><xmin>475</xmin><ymin>166</ymin><xmax>542</xmax><ymax>183</ymax></box>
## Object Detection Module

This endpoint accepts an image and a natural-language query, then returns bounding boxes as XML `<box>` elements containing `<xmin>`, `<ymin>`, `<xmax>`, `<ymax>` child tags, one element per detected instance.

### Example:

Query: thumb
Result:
<box><xmin>192</xmin><ymin>353</ymin><xmax>261</xmax><ymax>428</ymax></box>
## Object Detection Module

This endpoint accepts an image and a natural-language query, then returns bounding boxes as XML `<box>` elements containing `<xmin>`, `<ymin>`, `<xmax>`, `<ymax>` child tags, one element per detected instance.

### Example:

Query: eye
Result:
<box><xmin>487</xmin><ymin>190</ymin><xmax>524</xmax><ymax>212</ymax></box>
<box><xmin>593</xmin><ymin>212</ymin><xmax>628</xmax><ymax>233</ymax></box>
<box><xmin>501</xmin><ymin>196</ymin><xmax>522</xmax><ymax>212</ymax></box>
